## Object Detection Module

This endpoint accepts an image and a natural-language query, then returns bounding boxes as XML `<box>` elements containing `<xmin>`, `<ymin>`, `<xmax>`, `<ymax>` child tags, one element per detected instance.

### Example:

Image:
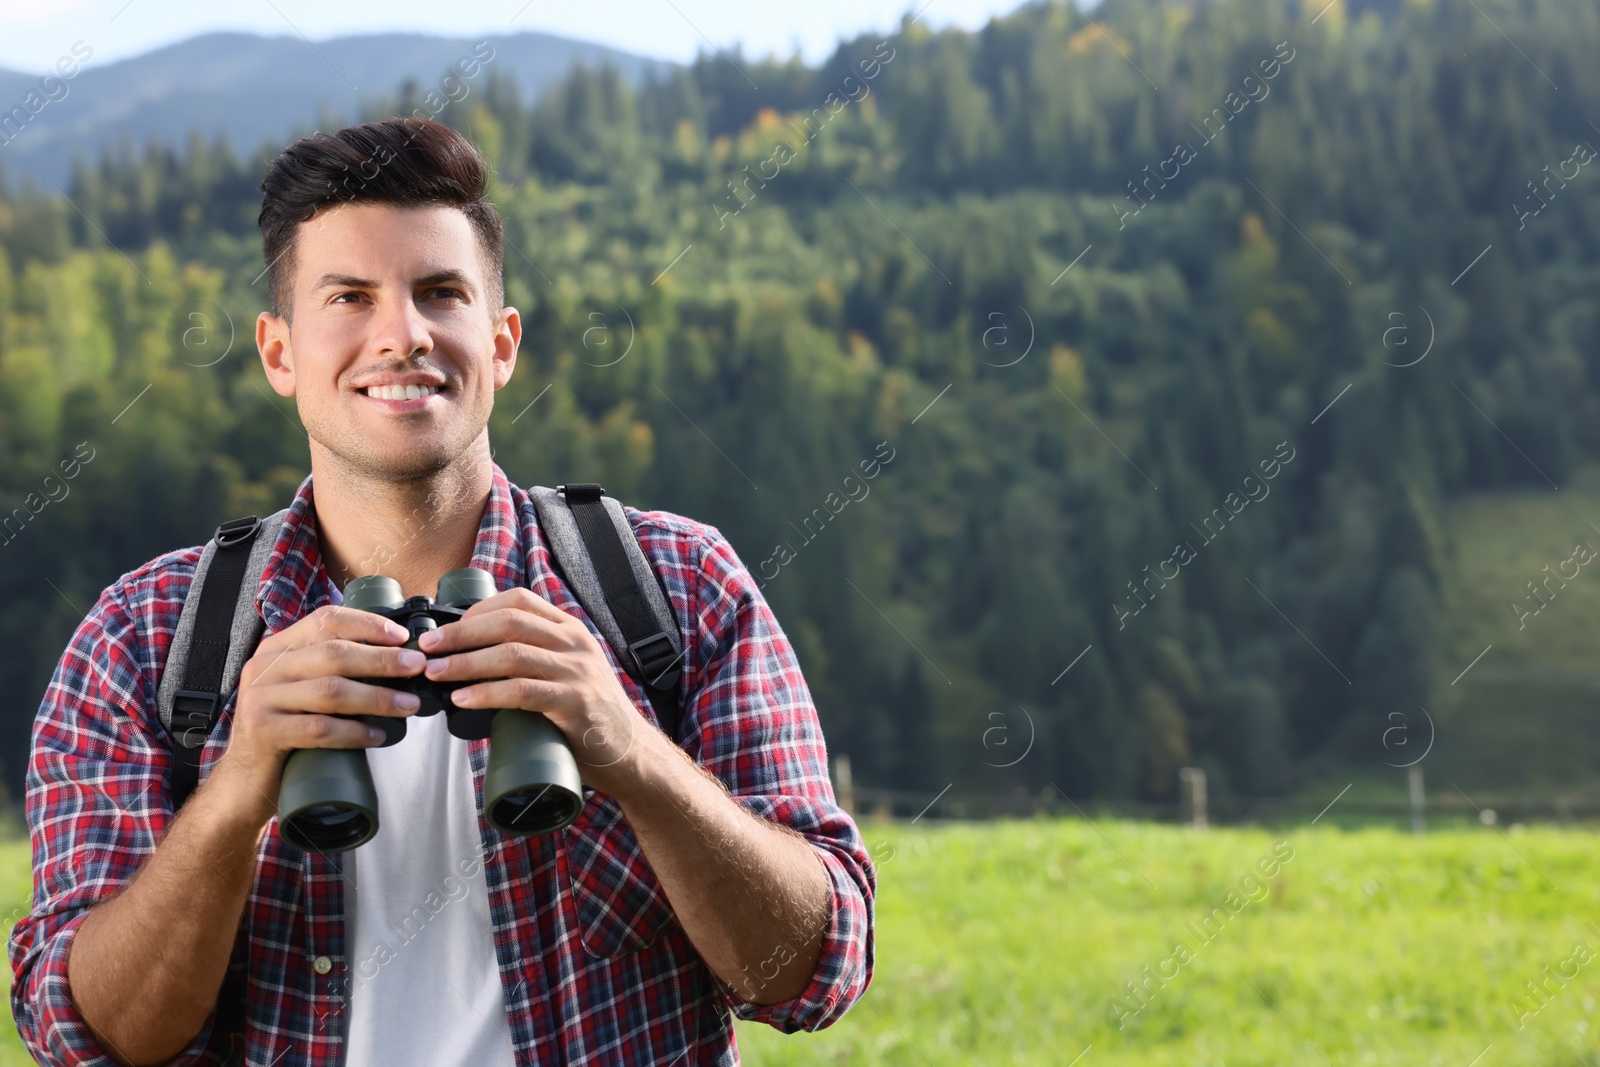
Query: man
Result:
<box><xmin>9</xmin><ymin>117</ymin><xmax>875</xmax><ymax>1066</ymax></box>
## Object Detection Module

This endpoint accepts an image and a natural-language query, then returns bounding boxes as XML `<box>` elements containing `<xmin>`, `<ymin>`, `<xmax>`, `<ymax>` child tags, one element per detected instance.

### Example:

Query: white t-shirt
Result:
<box><xmin>329</xmin><ymin>580</ymin><xmax>518</xmax><ymax>1067</ymax></box>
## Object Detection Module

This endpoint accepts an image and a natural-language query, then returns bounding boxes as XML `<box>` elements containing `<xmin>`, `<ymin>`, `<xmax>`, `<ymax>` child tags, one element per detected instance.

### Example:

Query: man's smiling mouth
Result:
<box><xmin>360</xmin><ymin>383</ymin><xmax>445</xmax><ymax>401</ymax></box>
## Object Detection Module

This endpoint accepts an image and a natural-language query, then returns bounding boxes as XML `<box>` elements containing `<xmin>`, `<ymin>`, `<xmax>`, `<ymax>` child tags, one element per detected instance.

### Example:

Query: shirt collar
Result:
<box><xmin>254</xmin><ymin>462</ymin><xmax>526</xmax><ymax>634</ymax></box>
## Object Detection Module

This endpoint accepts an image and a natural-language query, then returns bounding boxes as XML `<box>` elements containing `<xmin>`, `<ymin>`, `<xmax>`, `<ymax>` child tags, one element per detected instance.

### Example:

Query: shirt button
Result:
<box><xmin>313</xmin><ymin>956</ymin><xmax>332</xmax><ymax>975</ymax></box>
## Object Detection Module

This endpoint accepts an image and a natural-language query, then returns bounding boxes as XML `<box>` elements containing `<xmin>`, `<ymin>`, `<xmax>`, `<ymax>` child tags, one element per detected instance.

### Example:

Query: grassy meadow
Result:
<box><xmin>734</xmin><ymin>819</ymin><xmax>1600</xmax><ymax>1067</ymax></box>
<box><xmin>0</xmin><ymin>835</ymin><xmax>31</xmax><ymax>1067</ymax></box>
<box><xmin>4</xmin><ymin>821</ymin><xmax>1600</xmax><ymax>1065</ymax></box>
<box><xmin>1441</xmin><ymin>468</ymin><xmax>1600</xmax><ymax>674</ymax></box>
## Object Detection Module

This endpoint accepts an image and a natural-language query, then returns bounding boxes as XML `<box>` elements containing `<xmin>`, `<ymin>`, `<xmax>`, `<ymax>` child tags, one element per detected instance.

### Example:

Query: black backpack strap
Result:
<box><xmin>157</xmin><ymin>511</ymin><xmax>287</xmax><ymax>810</ymax></box>
<box><xmin>529</xmin><ymin>484</ymin><xmax>686</xmax><ymax>740</ymax></box>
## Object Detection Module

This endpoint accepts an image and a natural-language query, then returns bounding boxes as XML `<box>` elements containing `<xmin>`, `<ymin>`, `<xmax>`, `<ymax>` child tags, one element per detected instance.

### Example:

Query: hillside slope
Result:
<box><xmin>1424</xmin><ymin>465</ymin><xmax>1600</xmax><ymax>790</ymax></box>
<box><xmin>0</xmin><ymin>30</ymin><xmax>675</xmax><ymax>189</ymax></box>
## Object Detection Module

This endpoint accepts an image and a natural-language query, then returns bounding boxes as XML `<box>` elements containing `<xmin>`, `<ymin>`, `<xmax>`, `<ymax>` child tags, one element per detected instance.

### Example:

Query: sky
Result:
<box><xmin>0</xmin><ymin>0</ymin><xmax>1067</xmax><ymax>73</ymax></box>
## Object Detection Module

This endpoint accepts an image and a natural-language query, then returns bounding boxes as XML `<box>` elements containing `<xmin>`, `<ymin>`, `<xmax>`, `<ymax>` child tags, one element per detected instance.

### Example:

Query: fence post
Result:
<box><xmin>1408</xmin><ymin>764</ymin><xmax>1425</xmax><ymax>834</ymax></box>
<box><xmin>1179</xmin><ymin>767</ymin><xmax>1208</xmax><ymax>830</ymax></box>
<box><xmin>834</xmin><ymin>754</ymin><xmax>856</xmax><ymax>817</ymax></box>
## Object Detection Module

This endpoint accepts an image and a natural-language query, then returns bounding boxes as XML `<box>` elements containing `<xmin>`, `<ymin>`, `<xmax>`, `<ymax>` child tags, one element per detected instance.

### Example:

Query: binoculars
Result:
<box><xmin>275</xmin><ymin>567</ymin><xmax>585</xmax><ymax>852</ymax></box>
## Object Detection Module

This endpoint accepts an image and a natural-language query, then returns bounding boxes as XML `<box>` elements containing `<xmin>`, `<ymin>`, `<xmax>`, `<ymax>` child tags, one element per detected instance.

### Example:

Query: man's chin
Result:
<box><xmin>313</xmin><ymin>438</ymin><xmax>465</xmax><ymax>483</ymax></box>
<box><xmin>371</xmin><ymin>448</ymin><xmax>462</xmax><ymax>481</ymax></box>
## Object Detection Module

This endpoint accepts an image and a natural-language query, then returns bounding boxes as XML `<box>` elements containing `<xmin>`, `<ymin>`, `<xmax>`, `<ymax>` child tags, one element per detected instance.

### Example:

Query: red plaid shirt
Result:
<box><xmin>9</xmin><ymin>464</ymin><xmax>875</xmax><ymax>1065</ymax></box>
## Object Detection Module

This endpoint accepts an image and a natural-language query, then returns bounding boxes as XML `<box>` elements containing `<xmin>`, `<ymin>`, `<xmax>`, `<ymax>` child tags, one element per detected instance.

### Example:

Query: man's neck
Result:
<box><xmin>310</xmin><ymin>445</ymin><xmax>495</xmax><ymax>600</ymax></box>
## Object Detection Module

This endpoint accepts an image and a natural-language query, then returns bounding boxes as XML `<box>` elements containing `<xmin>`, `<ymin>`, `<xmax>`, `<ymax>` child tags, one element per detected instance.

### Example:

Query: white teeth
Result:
<box><xmin>364</xmin><ymin>384</ymin><xmax>441</xmax><ymax>401</ymax></box>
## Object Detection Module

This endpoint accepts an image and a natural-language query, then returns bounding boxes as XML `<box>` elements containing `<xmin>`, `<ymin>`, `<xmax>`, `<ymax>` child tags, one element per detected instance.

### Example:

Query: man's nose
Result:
<box><xmin>372</xmin><ymin>293</ymin><xmax>434</xmax><ymax>358</ymax></box>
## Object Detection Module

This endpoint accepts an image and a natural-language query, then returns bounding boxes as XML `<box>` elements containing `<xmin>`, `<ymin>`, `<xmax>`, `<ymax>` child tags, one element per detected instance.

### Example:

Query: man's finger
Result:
<box><xmin>260</xmin><ymin>604</ymin><xmax>410</xmax><ymax>656</ymax></box>
<box><xmin>256</xmin><ymin>676</ymin><xmax>421</xmax><ymax>719</ymax></box>
<box><xmin>452</xmin><ymin>676</ymin><xmax>572</xmax><ymax>715</ymax></box>
<box><xmin>285</xmin><ymin>640</ymin><xmax>428</xmax><ymax>684</ymax></box>
<box><xmin>458</xmin><ymin>587</ymin><xmax>570</xmax><ymax>625</ymax></box>
<box><xmin>419</xmin><ymin>606</ymin><xmax>566</xmax><ymax>655</ymax></box>
<box><xmin>247</xmin><ymin>606</ymin><xmax>411</xmax><ymax>686</ymax></box>
<box><xmin>423</xmin><ymin>641</ymin><xmax>564</xmax><ymax>683</ymax></box>
<box><xmin>268</xmin><ymin>710</ymin><xmax>392</xmax><ymax>750</ymax></box>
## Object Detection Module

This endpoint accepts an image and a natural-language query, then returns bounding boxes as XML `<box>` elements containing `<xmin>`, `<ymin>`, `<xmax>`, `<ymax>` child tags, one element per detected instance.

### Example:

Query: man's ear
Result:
<box><xmin>491</xmin><ymin>306</ymin><xmax>521</xmax><ymax>390</ymax></box>
<box><xmin>257</xmin><ymin>310</ymin><xmax>297</xmax><ymax>397</ymax></box>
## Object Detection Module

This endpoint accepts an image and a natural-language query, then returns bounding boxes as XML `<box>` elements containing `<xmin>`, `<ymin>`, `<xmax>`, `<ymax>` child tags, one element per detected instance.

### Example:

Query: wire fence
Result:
<box><xmin>844</xmin><ymin>784</ymin><xmax>1600</xmax><ymax>828</ymax></box>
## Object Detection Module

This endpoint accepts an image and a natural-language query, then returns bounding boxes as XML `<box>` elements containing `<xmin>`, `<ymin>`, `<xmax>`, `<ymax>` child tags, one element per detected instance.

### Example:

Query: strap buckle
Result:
<box><xmin>556</xmin><ymin>483</ymin><xmax>604</xmax><ymax>504</ymax></box>
<box><xmin>171</xmin><ymin>689</ymin><xmax>220</xmax><ymax>750</ymax></box>
<box><xmin>214</xmin><ymin>515</ymin><xmax>261</xmax><ymax>549</ymax></box>
<box><xmin>627</xmin><ymin>633</ymin><xmax>682</xmax><ymax>690</ymax></box>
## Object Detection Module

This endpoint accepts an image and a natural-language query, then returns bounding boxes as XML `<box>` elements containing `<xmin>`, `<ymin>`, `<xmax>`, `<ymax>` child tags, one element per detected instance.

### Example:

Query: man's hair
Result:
<box><xmin>257</xmin><ymin>117</ymin><xmax>505</xmax><ymax>322</ymax></box>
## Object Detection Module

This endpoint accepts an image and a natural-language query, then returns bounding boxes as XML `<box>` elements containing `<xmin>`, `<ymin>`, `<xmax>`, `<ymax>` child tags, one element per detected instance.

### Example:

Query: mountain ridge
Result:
<box><xmin>0</xmin><ymin>29</ymin><xmax>677</xmax><ymax>191</ymax></box>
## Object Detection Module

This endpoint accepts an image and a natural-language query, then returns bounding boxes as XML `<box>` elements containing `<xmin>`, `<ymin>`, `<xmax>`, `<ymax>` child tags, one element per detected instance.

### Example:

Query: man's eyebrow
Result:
<box><xmin>415</xmin><ymin>270</ymin><xmax>477</xmax><ymax>295</ymax></box>
<box><xmin>310</xmin><ymin>270</ymin><xmax>477</xmax><ymax>295</ymax></box>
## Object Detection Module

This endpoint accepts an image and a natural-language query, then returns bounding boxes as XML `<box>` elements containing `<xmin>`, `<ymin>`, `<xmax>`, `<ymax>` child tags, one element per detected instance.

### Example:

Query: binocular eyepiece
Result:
<box><xmin>275</xmin><ymin>567</ymin><xmax>586</xmax><ymax>853</ymax></box>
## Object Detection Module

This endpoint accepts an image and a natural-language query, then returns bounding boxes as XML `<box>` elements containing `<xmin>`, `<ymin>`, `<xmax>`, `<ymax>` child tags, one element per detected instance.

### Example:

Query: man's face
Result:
<box><xmin>255</xmin><ymin>202</ymin><xmax>518</xmax><ymax>482</ymax></box>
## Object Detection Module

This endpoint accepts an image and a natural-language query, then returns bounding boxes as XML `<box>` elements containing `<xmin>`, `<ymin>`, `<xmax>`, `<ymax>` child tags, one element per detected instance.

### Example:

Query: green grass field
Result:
<box><xmin>0</xmin><ymin>836</ymin><xmax>32</xmax><ymax>1067</ymax></box>
<box><xmin>733</xmin><ymin>819</ymin><xmax>1600</xmax><ymax>1066</ymax></box>
<box><xmin>5</xmin><ymin>820</ymin><xmax>1600</xmax><ymax>1066</ymax></box>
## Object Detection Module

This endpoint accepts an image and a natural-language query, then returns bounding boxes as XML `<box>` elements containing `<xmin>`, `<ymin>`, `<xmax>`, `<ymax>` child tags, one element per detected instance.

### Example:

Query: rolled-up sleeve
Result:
<box><xmin>8</xmin><ymin>581</ymin><xmax>220</xmax><ymax>1065</ymax></box>
<box><xmin>678</xmin><ymin>526</ymin><xmax>876</xmax><ymax>1033</ymax></box>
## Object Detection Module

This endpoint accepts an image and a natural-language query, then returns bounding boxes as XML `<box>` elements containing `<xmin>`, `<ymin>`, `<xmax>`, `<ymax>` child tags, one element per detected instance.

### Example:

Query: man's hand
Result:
<box><xmin>220</xmin><ymin>604</ymin><xmax>427</xmax><ymax>821</ymax></box>
<box><xmin>417</xmin><ymin>586</ymin><xmax>841</xmax><ymax>1009</ymax></box>
<box><xmin>416</xmin><ymin>587</ymin><xmax>658</xmax><ymax>796</ymax></box>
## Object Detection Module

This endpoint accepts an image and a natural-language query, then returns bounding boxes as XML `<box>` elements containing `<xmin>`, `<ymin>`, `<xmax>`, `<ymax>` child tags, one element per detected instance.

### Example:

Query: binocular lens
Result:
<box><xmin>485</xmin><ymin>709</ymin><xmax>585</xmax><ymax>836</ymax></box>
<box><xmin>277</xmin><ymin>748</ymin><xmax>380</xmax><ymax>853</ymax></box>
<box><xmin>489</xmin><ymin>786</ymin><xmax>584</xmax><ymax>836</ymax></box>
<box><xmin>281</xmin><ymin>803</ymin><xmax>376</xmax><ymax>853</ymax></box>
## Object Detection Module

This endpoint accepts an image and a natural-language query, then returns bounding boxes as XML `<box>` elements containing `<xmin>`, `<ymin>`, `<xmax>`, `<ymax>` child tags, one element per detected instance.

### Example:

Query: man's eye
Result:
<box><xmin>428</xmin><ymin>287</ymin><xmax>464</xmax><ymax>300</ymax></box>
<box><xmin>331</xmin><ymin>292</ymin><xmax>364</xmax><ymax>304</ymax></box>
